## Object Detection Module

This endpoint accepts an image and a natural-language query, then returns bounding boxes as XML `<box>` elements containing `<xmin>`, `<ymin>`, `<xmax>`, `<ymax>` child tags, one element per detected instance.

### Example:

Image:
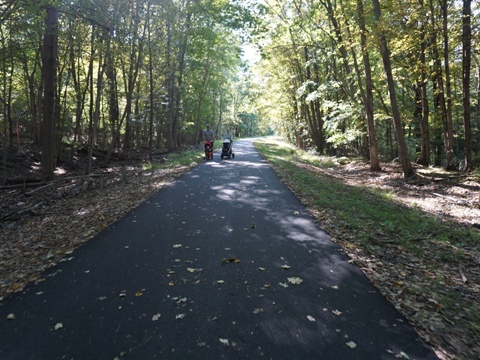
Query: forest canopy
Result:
<box><xmin>0</xmin><ymin>0</ymin><xmax>265</xmax><ymax>181</ymax></box>
<box><xmin>252</xmin><ymin>0</ymin><xmax>479</xmax><ymax>177</ymax></box>
<box><xmin>0</xmin><ymin>0</ymin><xmax>479</xmax><ymax>181</ymax></box>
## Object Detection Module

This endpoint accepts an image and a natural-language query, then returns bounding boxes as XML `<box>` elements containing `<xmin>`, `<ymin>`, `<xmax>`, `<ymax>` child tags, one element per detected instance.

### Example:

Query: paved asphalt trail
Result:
<box><xmin>0</xmin><ymin>139</ymin><xmax>438</xmax><ymax>359</ymax></box>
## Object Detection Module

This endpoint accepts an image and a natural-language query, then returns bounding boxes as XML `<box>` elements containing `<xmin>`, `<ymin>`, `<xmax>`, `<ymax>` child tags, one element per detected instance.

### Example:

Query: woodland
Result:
<box><xmin>0</xmin><ymin>0</ymin><xmax>479</xmax><ymax>179</ymax></box>
<box><xmin>0</xmin><ymin>0</ymin><xmax>480</xmax><ymax>358</ymax></box>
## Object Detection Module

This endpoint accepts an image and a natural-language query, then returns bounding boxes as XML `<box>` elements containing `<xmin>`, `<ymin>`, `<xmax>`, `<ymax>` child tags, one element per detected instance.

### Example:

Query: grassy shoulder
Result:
<box><xmin>254</xmin><ymin>137</ymin><xmax>480</xmax><ymax>360</ymax></box>
<box><xmin>142</xmin><ymin>148</ymin><xmax>204</xmax><ymax>171</ymax></box>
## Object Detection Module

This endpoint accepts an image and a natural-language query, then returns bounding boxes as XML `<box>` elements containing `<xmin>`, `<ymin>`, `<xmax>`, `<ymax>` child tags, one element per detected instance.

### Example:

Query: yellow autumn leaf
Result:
<box><xmin>287</xmin><ymin>277</ymin><xmax>303</xmax><ymax>285</ymax></box>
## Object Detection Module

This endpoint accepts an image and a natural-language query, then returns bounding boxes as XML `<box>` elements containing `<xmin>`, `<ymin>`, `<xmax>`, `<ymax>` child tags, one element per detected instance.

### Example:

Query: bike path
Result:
<box><xmin>0</xmin><ymin>139</ymin><xmax>438</xmax><ymax>359</ymax></box>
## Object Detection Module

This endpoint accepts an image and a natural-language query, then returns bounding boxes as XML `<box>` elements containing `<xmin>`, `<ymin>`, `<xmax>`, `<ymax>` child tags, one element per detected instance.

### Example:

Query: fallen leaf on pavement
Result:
<box><xmin>332</xmin><ymin>309</ymin><xmax>342</xmax><ymax>316</ymax></box>
<box><xmin>346</xmin><ymin>341</ymin><xmax>357</xmax><ymax>349</ymax></box>
<box><xmin>175</xmin><ymin>313</ymin><xmax>186</xmax><ymax>320</ymax></box>
<box><xmin>152</xmin><ymin>313</ymin><xmax>161</xmax><ymax>321</ymax></box>
<box><xmin>173</xmin><ymin>297</ymin><xmax>187</xmax><ymax>304</ymax></box>
<box><xmin>221</xmin><ymin>256</ymin><xmax>240</xmax><ymax>264</ymax></box>
<box><xmin>307</xmin><ymin>315</ymin><xmax>315</xmax><ymax>322</ymax></box>
<box><xmin>54</xmin><ymin>323</ymin><xmax>63</xmax><ymax>330</ymax></box>
<box><xmin>287</xmin><ymin>277</ymin><xmax>303</xmax><ymax>285</ymax></box>
<box><xmin>7</xmin><ymin>313</ymin><xmax>15</xmax><ymax>320</ymax></box>
<box><xmin>281</xmin><ymin>265</ymin><xmax>291</xmax><ymax>269</ymax></box>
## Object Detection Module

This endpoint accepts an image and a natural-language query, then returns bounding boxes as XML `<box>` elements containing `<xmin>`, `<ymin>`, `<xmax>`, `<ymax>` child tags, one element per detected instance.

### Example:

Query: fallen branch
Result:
<box><xmin>0</xmin><ymin>173</ymin><xmax>110</xmax><ymax>192</ymax></box>
<box><xmin>431</xmin><ymin>192</ymin><xmax>470</xmax><ymax>206</ymax></box>
<box><xmin>25</xmin><ymin>183</ymin><xmax>55</xmax><ymax>196</ymax></box>
<box><xmin>0</xmin><ymin>201</ymin><xmax>45</xmax><ymax>222</ymax></box>
<box><xmin>0</xmin><ymin>181</ymin><xmax>44</xmax><ymax>190</ymax></box>
<box><xmin>18</xmin><ymin>201</ymin><xmax>45</xmax><ymax>215</ymax></box>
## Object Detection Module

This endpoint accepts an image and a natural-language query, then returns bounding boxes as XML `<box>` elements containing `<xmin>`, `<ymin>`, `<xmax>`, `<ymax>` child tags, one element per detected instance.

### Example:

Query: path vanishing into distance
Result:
<box><xmin>0</xmin><ymin>139</ymin><xmax>438</xmax><ymax>359</ymax></box>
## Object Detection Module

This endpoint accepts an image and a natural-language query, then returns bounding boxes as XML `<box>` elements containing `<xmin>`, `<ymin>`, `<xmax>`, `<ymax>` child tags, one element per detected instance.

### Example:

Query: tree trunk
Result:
<box><xmin>476</xmin><ymin>62</ymin><xmax>480</xmax><ymax>140</ymax></box>
<box><xmin>441</xmin><ymin>0</ymin><xmax>455</xmax><ymax>170</ymax></box>
<box><xmin>41</xmin><ymin>5</ymin><xmax>58</xmax><ymax>182</ymax></box>
<box><xmin>320</xmin><ymin>0</ymin><xmax>355</xmax><ymax>100</ymax></box>
<box><xmin>147</xmin><ymin>0</ymin><xmax>154</xmax><ymax>160</ymax></box>
<box><xmin>462</xmin><ymin>0</ymin><xmax>472</xmax><ymax>171</ymax></box>
<box><xmin>419</xmin><ymin>29</ymin><xmax>430</xmax><ymax>165</ymax></box>
<box><xmin>85</xmin><ymin>33</ymin><xmax>106</xmax><ymax>175</ymax></box>
<box><xmin>123</xmin><ymin>4</ymin><xmax>145</xmax><ymax>151</ymax></box>
<box><xmin>372</xmin><ymin>0</ymin><xmax>413</xmax><ymax>178</ymax></box>
<box><xmin>357</xmin><ymin>0</ymin><xmax>381</xmax><ymax>171</ymax></box>
<box><xmin>170</xmin><ymin>9</ymin><xmax>192</xmax><ymax>150</ymax></box>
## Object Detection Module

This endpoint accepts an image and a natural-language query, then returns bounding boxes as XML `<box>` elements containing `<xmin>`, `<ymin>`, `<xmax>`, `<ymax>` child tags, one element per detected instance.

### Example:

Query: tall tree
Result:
<box><xmin>440</xmin><ymin>0</ymin><xmax>455</xmax><ymax>170</ymax></box>
<box><xmin>41</xmin><ymin>5</ymin><xmax>58</xmax><ymax>181</ymax></box>
<box><xmin>356</xmin><ymin>0</ymin><xmax>380</xmax><ymax>171</ymax></box>
<box><xmin>462</xmin><ymin>0</ymin><xmax>472</xmax><ymax>171</ymax></box>
<box><xmin>372</xmin><ymin>0</ymin><xmax>413</xmax><ymax>178</ymax></box>
<box><xmin>416</xmin><ymin>0</ymin><xmax>430</xmax><ymax>166</ymax></box>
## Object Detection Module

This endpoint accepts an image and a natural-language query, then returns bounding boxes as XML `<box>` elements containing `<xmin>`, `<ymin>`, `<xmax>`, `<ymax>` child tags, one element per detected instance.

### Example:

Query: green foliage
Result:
<box><xmin>255</xmin><ymin>137</ymin><xmax>480</xmax><ymax>252</ymax></box>
<box><xmin>142</xmin><ymin>148</ymin><xmax>203</xmax><ymax>171</ymax></box>
<box><xmin>0</xmin><ymin>0</ymin><xmax>263</xmax><ymax>155</ymax></box>
<box><xmin>249</xmin><ymin>0</ymin><xmax>480</xmax><ymax>169</ymax></box>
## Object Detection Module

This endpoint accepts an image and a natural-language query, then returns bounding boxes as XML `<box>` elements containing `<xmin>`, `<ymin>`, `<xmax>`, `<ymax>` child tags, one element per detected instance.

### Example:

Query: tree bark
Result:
<box><xmin>147</xmin><ymin>0</ymin><xmax>154</xmax><ymax>160</ymax></box>
<box><xmin>441</xmin><ymin>0</ymin><xmax>455</xmax><ymax>170</ymax></box>
<box><xmin>41</xmin><ymin>5</ymin><xmax>58</xmax><ymax>182</ymax></box>
<box><xmin>372</xmin><ymin>0</ymin><xmax>413</xmax><ymax>178</ymax></box>
<box><xmin>320</xmin><ymin>0</ymin><xmax>355</xmax><ymax>99</ymax></box>
<box><xmin>462</xmin><ymin>0</ymin><xmax>472</xmax><ymax>171</ymax></box>
<box><xmin>357</xmin><ymin>0</ymin><xmax>381</xmax><ymax>171</ymax></box>
<box><xmin>85</xmin><ymin>33</ymin><xmax>106</xmax><ymax>175</ymax></box>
